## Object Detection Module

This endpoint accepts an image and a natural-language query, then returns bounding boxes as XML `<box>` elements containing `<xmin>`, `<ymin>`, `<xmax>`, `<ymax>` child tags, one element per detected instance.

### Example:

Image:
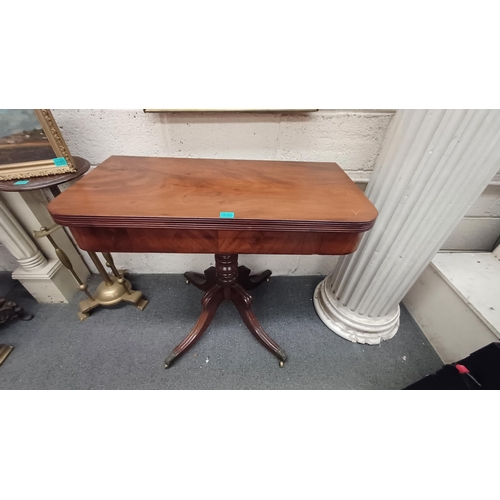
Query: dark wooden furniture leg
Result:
<box><xmin>185</xmin><ymin>265</ymin><xmax>271</xmax><ymax>292</ymax></box>
<box><xmin>0</xmin><ymin>298</ymin><xmax>33</xmax><ymax>323</ymax></box>
<box><xmin>237</xmin><ymin>265</ymin><xmax>272</xmax><ymax>290</ymax></box>
<box><xmin>165</xmin><ymin>254</ymin><xmax>286</xmax><ymax>369</ymax></box>
<box><xmin>164</xmin><ymin>284</ymin><xmax>225</xmax><ymax>368</ymax></box>
<box><xmin>0</xmin><ymin>298</ymin><xmax>34</xmax><ymax>367</ymax></box>
<box><xmin>184</xmin><ymin>266</ymin><xmax>217</xmax><ymax>291</ymax></box>
<box><xmin>231</xmin><ymin>282</ymin><xmax>287</xmax><ymax>365</ymax></box>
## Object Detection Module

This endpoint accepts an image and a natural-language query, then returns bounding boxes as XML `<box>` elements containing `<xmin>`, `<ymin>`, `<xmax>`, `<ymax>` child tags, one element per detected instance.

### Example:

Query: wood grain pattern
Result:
<box><xmin>43</xmin><ymin>156</ymin><xmax>378</xmax><ymax>368</ymax></box>
<box><xmin>49</xmin><ymin>156</ymin><xmax>376</xmax><ymax>256</ymax></box>
<box><xmin>48</xmin><ymin>156</ymin><xmax>377</xmax><ymax>233</ymax></box>
<box><xmin>69</xmin><ymin>227</ymin><xmax>363</xmax><ymax>255</ymax></box>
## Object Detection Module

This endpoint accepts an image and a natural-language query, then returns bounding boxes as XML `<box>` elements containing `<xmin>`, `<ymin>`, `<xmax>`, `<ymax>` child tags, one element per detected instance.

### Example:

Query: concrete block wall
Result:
<box><xmin>51</xmin><ymin>109</ymin><xmax>391</xmax><ymax>171</ymax></box>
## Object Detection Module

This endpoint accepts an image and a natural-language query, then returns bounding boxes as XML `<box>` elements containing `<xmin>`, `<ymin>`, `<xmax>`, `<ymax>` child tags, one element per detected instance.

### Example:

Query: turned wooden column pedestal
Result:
<box><xmin>164</xmin><ymin>254</ymin><xmax>286</xmax><ymax>369</ymax></box>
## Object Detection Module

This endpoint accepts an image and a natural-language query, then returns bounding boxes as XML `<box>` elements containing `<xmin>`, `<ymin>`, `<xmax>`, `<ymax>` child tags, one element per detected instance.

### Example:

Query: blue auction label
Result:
<box><xmin>53</xmin><ymin>157</ymin><xmax>68</xmax><ymax>167</ymax></box>
<box><xmin>14</xmin><ymin>180</ymin><xmax>30</xmax><ymax>185</ymax></box>
<box><xmin>220</xmin><ymin>212</ymin><xmax>235</xmax><ymax>218</ymax></box>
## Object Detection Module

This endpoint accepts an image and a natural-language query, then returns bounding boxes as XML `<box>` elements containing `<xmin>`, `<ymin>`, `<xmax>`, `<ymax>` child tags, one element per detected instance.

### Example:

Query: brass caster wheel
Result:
<box><xmin>186</xmin><ymin>280</ymin><xmax>190</xmax><ymax>284</ymax></box>
<box><xmin>279</xmin><ymin>361</ymin><xmax>284</xmax><ymax>368</ymax></box>
<box><xmin>266</xmin><ymin>278</ymin><xmax>270</xmax><ymax>282</ymax></box>
<box><xmin>164</xmin><ymin>351</ymin><xmax>177</xmax><ymax>369</ymax></box>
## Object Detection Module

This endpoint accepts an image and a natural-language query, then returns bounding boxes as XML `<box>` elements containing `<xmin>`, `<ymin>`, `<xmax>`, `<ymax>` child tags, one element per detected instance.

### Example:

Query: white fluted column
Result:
<box><xmin>0</xmin><ymin>202</ymin><xmax>48</xmax><ymax>272</ymax></box>
<box><xmin>0</xmin><ymin>199</ymin><xmax>81</xmax><ymax>303</ymax></box>
<box><xmin>314</xmin><ymin>110</ymin><xmax>500</xmax><ymax>344</ymax></box>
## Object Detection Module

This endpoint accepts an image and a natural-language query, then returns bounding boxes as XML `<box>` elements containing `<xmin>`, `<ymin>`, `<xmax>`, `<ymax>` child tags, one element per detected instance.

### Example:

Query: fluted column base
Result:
<box><xmin>313</xmin><ymin>279</ymin><xmax>400</xmax><ymax>344</ymax></box>
<box><xmin>12</xmin><ymin>259</ymin><xmax>78</xmax><ymax>304</ymax></box>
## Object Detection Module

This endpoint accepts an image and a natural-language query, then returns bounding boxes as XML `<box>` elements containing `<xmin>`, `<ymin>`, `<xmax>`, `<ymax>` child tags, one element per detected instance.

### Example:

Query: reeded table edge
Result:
<box><xmin>50</xmin><ymin>214</ymin><xmax>376</xmax><ymax>233</ymax></box>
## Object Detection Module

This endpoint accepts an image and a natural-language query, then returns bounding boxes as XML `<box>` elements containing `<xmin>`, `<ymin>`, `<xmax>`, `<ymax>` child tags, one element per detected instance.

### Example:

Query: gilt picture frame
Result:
<box><xmin>0</xmin><ymin>109</ymin><xmax>76</xmax><ymax>181</ymax></box>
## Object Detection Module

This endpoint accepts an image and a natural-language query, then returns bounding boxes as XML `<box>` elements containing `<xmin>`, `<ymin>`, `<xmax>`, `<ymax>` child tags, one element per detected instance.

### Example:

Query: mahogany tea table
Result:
<box><xmin>48</xmin><ymin>156</ymin><xmax>377</xmax><ymax>368</ymax></box>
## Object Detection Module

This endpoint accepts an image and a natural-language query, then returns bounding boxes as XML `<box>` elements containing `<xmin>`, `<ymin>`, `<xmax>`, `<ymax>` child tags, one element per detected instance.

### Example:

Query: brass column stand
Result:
<box><xmin>34</xmin><ymin>225</ymin><xmax>148</xmax><ymax>321</ymax></box>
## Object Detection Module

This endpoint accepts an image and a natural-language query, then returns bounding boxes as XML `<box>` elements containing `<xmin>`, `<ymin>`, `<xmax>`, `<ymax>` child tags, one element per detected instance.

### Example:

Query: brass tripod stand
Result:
<box><xmin>34</xmin><ymin>225</ymin><xmax>148</xmax><ymax>321</ymax></box>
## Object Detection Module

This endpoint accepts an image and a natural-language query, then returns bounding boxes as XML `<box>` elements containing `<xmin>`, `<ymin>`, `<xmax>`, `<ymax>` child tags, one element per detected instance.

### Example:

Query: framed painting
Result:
<box><xmin>0</xmin><ymin>109</ymin><xmax>76</xmax><ymax>181</ymax></box>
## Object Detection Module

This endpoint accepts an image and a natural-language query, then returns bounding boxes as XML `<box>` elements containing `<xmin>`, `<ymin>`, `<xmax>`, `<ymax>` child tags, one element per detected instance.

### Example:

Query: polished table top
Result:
<box><xmin>48</xmin><ymin>156</ymin><xmax>377</xmax><ymax>255</ymax></box>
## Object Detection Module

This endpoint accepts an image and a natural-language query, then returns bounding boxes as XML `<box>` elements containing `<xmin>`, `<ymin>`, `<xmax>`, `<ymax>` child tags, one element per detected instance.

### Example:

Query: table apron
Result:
<box><xmin>69</xmin><ymin>227</ymin><xmax>363</xmax><ymax>255</ymax></box>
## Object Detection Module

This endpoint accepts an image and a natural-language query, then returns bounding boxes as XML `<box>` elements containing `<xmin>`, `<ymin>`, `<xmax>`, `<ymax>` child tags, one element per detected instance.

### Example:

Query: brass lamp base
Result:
<box><xmin>33</xmin><ymin>226</ymin><xmax>149</xmax><ymax>322</ymax></box>
<box><xmin>0</xmin><ymin>344</ymin><xmax>14</xmax><ymax>367</ymax></box>
<box><xmin>78</xmin><ymin>275</ymin><xmax>148</xmax><ymax>321</ymax></box>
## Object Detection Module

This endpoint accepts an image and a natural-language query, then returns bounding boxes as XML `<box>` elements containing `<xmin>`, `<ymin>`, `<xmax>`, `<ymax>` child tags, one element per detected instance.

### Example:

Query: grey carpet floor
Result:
<box><xmin>0</xmin><ymin>272</ymin><xmax>443</xmax><ymax>389</ymax></box>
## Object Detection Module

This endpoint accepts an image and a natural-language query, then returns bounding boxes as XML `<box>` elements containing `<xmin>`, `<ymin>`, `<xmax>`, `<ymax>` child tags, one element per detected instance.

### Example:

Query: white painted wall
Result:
<box><xmin>49</xmin><ymin>109</ymin><xmax>393</xmax><ymax>275</ymax></box>
<box><xmin>403</xmin><ymin>261</ymin><xmax>499</xmax><ymax>363</ymax></box>
<box><xmin>442</xmin><ymin>184</ymin><xmax>500</xmax><ymax>251</ymax></box>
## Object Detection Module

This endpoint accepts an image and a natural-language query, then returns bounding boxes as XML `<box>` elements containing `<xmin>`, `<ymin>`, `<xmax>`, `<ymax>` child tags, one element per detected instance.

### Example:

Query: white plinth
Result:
<box><xmin>314</xmin><ymin>278</ymin><xmax>399</xmax><ymax>344</ymax></box>
<box><xmin>12</xmin><ymin>259</ymin><xmax>78</xmax><ymax>304</ymax></box>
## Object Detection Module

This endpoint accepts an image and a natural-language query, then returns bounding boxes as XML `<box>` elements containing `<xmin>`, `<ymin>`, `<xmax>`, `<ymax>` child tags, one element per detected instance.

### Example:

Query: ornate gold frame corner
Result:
<box><xmin>0</xmin><ymin>109</ymin><xmax>77</xmax><ymax>181</ymax></box>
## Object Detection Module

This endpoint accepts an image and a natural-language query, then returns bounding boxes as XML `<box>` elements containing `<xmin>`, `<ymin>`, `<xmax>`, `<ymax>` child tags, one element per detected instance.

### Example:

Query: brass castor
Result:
<box><xmin>164</xmin><ymin>350</ymin><xmax>177</xmax><ymax>369</ymax></box>
<box><xmin>279</xmin><ymin>361</ymin><xmax>284</xmax><ymax>368</ymax></box>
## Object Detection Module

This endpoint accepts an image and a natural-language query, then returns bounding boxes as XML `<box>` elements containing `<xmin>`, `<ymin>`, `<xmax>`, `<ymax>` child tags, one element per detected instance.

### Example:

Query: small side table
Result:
<box><xmin>0</xmin><ymin>160</ymin><xmax>90</xmax><ymax>365</ymax></box>
<box><xmin>0</xmin><ymin>155</ymin><xmax>91</xmax><ymax>196</ymax></box>
<box><xmin>0</xmin><ymin>156</ymin><xmax>148</xmax><ymax>320</ymax></box>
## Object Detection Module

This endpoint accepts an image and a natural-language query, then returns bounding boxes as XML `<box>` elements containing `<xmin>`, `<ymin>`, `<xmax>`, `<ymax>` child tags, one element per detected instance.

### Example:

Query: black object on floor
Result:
<box><xmin>405</xmin><ymin>342</ymin><xmax>500</xmax><ymax>390</ymax></box>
